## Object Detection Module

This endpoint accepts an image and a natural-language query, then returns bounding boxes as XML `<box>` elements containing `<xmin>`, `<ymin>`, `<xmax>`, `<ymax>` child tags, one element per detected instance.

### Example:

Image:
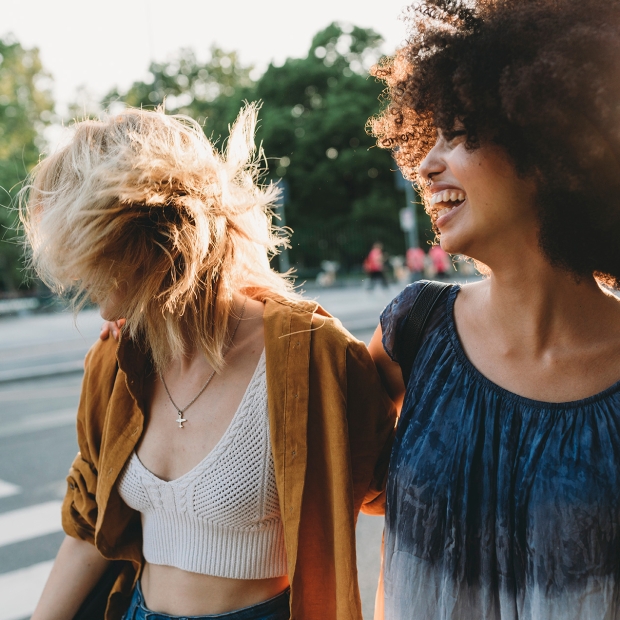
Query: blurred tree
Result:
<box><xmin>103</xmin><ymin>46</ymin><xmax>254</xmax><ymax>144</ymax></box>
<box><xmin>0</xmin><ymin>34</ymin><xmax>54</xmax><ymax>291</ymax></box>
<box><xmin>102</xmin><ymin>25</ymin><xmax>426</xmax><ymax>274</ymax></box>
<box><xmin>255</xmin><ymin>23</ymin><xmax>407</xmax><ymax>272</ymax></box>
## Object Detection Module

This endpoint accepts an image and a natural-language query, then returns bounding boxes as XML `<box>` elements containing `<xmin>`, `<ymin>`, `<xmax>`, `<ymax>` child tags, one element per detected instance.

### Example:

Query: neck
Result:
<box><xmin>173</xmin><ymin>293</ymin><xmax>246</xmax><ymax>375</ymax></box>
<box><xmin>472</xmin><ymin>246</ymin><xmax>614</xmax><ymax>353</ymax></box>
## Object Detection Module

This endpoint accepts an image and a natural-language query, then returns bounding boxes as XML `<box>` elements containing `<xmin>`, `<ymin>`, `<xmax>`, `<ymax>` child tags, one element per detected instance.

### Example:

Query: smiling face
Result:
<box><xmin>418</xmin><ymin>131</ymin><xmax>539</xmax><ymax>264</ymax></box>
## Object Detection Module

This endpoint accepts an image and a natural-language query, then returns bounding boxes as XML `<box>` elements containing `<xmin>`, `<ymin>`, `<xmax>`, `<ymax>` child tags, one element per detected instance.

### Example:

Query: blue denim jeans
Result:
<box><xmin>122</xmin><ymin>581</ymin><xmax>290</xmax><ymax>620</ymax></box>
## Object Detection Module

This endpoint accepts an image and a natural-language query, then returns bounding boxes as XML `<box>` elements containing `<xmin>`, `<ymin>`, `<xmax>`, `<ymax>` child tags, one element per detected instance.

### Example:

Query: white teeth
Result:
<box><xmin>430</xmin><ymin>190</ymin><xmax>466</xmax><ymax>206</ymax></box>
<box><xmin>437</xmin><ymin>207</ymin><xmax>452</xmax><ymax>218</ymax></box>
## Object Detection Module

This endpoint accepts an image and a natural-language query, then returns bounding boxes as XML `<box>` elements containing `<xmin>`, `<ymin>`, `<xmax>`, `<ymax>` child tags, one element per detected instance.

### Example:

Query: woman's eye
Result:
<box><xmin>447</xmin><ymin>130</ymin><xmax>467</xmax><ymax>145</ymax></box>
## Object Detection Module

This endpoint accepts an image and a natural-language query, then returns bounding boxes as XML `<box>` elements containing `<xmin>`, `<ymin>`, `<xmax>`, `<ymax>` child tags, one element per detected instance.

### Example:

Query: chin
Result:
<box><xmin>99</xmin><ymin>307</ymin><xmax>119</xmax><ymax>322</ymax></box>
<box><xmin>438</xmin><ymin>224</ymin><xmax>478</xmax><ymax>256</ymax></box>
<box><xmin>438</xmin><ymin>234</ymin><xmax>463</xmax><ymax>256</ymax></box>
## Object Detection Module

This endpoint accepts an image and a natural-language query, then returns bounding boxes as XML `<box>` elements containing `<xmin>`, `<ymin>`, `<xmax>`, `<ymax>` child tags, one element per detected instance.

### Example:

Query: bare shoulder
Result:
<box><xmin>243</xmin><ymin>296</ymin><xmax>266</xmax><ymax>320</ymax></box>
<box><xmin>455</xmin><ymin>278</ymin><xmax>488</xmax><ymax>302</ymax></box>
<box><xmin>234</xmin><ymin>296</ymin><xmax>265</xmax><ymax>352</ymax></box>
<box><xmin>451</xmin><ymin>278</ymin><xmax>489</xmax><ymax>321</ymax></box>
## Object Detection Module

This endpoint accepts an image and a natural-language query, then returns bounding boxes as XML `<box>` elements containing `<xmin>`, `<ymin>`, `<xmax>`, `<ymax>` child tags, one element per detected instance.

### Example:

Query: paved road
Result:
<box><xmin>0</xmin><ymin>284</ymin><xmax>404</xmax><ymax>620</ymax></box>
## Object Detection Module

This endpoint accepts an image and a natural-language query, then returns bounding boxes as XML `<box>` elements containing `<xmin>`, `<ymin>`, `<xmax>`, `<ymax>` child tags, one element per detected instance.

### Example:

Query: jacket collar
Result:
<box><xmin>115</xmin><ymin>334</ymin><xmax>151</xmax><ymax>406</ymax></box>
<box><xmin>113</xmin><ymin>294</ymin><xmax>332</xmax><ymax>375</ymax></box>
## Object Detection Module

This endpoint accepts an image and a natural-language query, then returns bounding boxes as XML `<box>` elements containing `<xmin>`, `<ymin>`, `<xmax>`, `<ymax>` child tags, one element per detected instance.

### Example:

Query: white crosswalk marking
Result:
<box><xmin>0</xmin><ymin>480</ymin><xmax>20</xmax><ymax>498</ymax></box>
<box><xmin>0</xmin><ymin>501</ymin><xmax>63</xmax><ymax>548</ymax></box>
<box><xmin>0</xmin><ymin>559</ymin><xmax>54</xmax><ymax>620</ymax></box>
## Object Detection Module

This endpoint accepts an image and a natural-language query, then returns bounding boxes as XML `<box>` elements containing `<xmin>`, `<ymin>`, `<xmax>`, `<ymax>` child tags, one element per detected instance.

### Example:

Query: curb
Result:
<box><xmin>0</xmin><ymin>360</ymin><xmax>85</xmax><ymax>384</ymax></box>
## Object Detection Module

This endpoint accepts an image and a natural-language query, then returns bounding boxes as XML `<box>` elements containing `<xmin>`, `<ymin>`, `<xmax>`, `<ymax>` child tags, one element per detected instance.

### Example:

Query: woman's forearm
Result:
<box><xmin>31</xmin><ymin>534</ymin><xmax>111</xmax><ymax>620</ymax></box>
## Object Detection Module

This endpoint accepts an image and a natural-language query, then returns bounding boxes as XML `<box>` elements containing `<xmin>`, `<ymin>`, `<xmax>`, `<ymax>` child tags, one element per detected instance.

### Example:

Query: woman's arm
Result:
<box><xmin>31</xmin><ymin>535</ymin><xmax>110</xmax><ymax>620</ymax></box>
<box><xmin>368</xmin><ymin>324</ymin><xmax>406</xmax><ymax>414</ymax></box>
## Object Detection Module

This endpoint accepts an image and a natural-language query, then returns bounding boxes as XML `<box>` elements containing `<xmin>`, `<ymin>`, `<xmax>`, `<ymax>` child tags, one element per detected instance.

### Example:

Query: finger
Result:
<box><xmin>113</xmin><ymin>319</ymin><xmax>126</xmax><ymax>340</ymax></box>
<box><xmin>99</xmin><ymin>324</ymin><xmax>110</xmax><ymax>341</ymax></box>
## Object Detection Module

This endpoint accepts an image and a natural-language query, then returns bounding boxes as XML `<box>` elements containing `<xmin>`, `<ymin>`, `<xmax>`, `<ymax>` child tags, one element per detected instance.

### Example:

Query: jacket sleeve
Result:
<box><xmin>345</xmin><ymin>339</ymin><xmax>397</xmax><ymax>517</ymax></box>
<box><xmin>61</xmin><ymin>341</ymin><xmax>116</xmax><ymax>544</ymax></box>
<box><xmin>62</xmin><ymin>452</ymin><xmax>98</xmax><ymax>544</ymax></box>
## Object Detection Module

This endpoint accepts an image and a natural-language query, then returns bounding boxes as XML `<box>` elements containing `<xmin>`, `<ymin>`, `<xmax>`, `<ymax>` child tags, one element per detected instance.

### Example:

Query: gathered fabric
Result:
<box><xmin>380</xmin><ymin>282</ymin><xmax>620</xmax><ymax>620</ymax></box>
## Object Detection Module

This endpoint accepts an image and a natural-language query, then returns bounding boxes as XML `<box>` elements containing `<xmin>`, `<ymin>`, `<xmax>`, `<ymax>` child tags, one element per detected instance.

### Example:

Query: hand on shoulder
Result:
<box><xmin>100</xmin><ymin>319</ymin><xmax>126</xmax><ymax>341</ymax></box>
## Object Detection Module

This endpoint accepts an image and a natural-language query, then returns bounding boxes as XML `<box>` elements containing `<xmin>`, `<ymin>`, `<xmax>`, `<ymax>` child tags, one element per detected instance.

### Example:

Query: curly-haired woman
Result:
<box><xmin>23</xmin><ymin>106</ymin><xmax>395</xmax><ymax>620</ymax></box>
<box><xmin>367</xmin><ymin>1</ymin><xmax>620</xmax><ymax>618</ymax></box>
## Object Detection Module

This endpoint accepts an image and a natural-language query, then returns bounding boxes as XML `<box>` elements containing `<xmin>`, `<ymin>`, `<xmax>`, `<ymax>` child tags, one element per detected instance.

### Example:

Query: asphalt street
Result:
<box><xmin>0</xmin><ymin>283</ymin><xmax>404</xmax><ymax>620</ymax></box>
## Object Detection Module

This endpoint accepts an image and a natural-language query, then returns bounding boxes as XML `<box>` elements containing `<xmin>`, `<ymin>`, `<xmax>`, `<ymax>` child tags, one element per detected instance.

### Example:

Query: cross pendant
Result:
<box><xmin>176</xmin><ymin>412</ymin><xmax>187</xmax><ymax>428</ymax></box>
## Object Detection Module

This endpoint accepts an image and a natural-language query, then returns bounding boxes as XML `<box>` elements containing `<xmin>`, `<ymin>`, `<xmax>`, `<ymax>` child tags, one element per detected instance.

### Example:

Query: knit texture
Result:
<box><xmin>117</xmin><ymin>350</ymin><xmax>287</xmax><ymax>579</ymax></box>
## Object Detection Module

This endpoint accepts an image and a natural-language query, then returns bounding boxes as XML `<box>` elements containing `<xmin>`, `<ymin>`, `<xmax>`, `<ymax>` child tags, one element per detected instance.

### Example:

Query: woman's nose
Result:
<box><xmin>418</xmin><ymin>141</ymin><xmax>446</xmax><ymax>182</ymax></box>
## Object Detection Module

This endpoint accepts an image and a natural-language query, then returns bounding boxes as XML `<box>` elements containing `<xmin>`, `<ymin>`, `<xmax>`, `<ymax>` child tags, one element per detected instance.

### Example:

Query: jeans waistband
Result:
<box><xmin>124</xmin><ymin>580</ymin><xmax>290</xmax><ymax>620</ymax></box>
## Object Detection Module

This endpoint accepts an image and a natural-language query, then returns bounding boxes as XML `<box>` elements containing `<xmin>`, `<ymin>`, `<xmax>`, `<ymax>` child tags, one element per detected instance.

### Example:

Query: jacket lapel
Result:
<box><xmin>264</xmin><ymin>298</ymin><xmax>314</xmax><ymax>585</ymax></box>
<box><xmin>95</xmin><ymin>337</ymin><xmax>146</xmax><ymax>560</ymax></box>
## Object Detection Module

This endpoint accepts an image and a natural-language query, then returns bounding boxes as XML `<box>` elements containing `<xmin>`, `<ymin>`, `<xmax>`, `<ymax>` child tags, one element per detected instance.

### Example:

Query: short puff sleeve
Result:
<box><xmin>379</xmin><ymin>281</ymin><xmax>429</xmax><ymax>363</ymax></box>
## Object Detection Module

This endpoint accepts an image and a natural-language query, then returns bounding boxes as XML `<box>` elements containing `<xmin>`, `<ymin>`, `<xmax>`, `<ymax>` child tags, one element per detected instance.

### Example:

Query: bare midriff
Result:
<box><xmin>140</xmin><ymin>562</ymin><xmax>290</xmax><ymax>616</ymax></box>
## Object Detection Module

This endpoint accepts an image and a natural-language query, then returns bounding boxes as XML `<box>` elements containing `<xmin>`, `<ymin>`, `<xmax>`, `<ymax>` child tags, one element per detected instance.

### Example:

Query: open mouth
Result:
<box><xmin>430</xmin><ymin>189</ymin><xmax>466</xmax><ymax>226</ymax></box>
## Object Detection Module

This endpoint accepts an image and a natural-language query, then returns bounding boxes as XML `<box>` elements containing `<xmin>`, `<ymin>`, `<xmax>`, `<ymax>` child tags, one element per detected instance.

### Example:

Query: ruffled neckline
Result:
<box><xmin>444</xmin><ymin>285</ymin><xmax>620</xmax><ymax>411</ymax></box>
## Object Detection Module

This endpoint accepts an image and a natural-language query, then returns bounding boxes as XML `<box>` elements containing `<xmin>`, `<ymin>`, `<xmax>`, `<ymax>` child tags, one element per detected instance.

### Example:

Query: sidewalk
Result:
<box><xmin>0</xmin><ymin>309</ymin><xmax>102</xmax><ymax>383</ymax></box>
<box><xmin>0</xmin><ymin>280</ymin><xmax>469</xmax><ymax>384</ymax></box>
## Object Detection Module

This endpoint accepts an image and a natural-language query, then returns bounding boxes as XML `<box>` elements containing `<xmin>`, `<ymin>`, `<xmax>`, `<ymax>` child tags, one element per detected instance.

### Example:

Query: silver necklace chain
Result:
<box><xmin>160</xmin><ymin>297</ymin><xmax>247</xmax><ymax>428</ymax></box>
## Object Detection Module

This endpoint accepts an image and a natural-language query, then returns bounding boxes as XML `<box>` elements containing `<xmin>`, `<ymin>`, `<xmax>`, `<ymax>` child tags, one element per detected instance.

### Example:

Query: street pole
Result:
<box><xmin>395</xmin><ymin>169</ymin><xmax>419</xmax><ymax>249</ymax></box>
<box><xmin>404</xmin><ymin>182</ymin><xmax>418</xmax><ymax>250</ymax></box>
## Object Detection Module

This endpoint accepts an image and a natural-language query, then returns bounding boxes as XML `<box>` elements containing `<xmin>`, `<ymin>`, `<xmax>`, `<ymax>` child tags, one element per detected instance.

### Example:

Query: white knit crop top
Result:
<box><xmin>117</xmin><ymin>350</ymin><xmax>287</xmax><ymax>579</ymax></box>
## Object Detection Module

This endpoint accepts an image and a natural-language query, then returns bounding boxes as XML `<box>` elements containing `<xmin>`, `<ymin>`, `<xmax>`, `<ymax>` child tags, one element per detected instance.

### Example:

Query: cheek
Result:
<box><xmin>456</xmin><ymin>151</ymin><xmax>537</xmax><ymax>227</ymax></box>
<box><xmin>98</xmin><ymin>286</ymin><xmax>128</xmax><ymax>320</ymax></box>
<box><xmin>98</xmin><ymin>298</ymin><xmax>118</xmax><ymax>320</ymax></box>
<box><xmin>453</xmin><ymin>154</ymin><xmax>494</xmax><ymax>205</ymax></box>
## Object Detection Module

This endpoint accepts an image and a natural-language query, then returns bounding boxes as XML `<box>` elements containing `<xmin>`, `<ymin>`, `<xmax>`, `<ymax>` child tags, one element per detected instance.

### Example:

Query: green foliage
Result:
<box><xmin>255</xmin><ymin>23</ymin><xmax>407</xmax><ymax>270</ymax></box>
<box><xmin>0</xmin><ymin>35</ymin><xmax>54</xmax><ymax>291</ymax></box>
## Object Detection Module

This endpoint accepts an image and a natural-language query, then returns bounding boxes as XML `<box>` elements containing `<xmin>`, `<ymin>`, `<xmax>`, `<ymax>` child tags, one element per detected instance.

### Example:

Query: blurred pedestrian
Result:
<box><xmin>428</xmin><ymin>244</ymin><xmax>451</xmax><ymax>279</ymax></box>
<box><xmin>389</xmin><ymin>256</ymin><xmax>409</xmax><ymax>285</ymax></box>
<box><xmin>22</xmin><ymin>106</ymin><xmax>395</xmax><ymax>620</ymax></box>
<box><xmin>364</xmin><ymin>242</ymin><xmax>389</xmax><ymax>289</ymax></box>
<box><xmin>405</xmin><ymin>246</ymin><xmax>425</xmax><ymax>281</ymax></box>
<box><xmin>368</xmin><ymin>0</ymin><xmax>620</xmax><ymax>618</ymax></box>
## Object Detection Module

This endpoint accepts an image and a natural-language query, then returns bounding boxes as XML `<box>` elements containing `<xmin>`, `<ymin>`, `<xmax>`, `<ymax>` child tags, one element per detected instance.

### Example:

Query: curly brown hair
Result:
<box><xmin>370</xmin><ymin>0</ymin><xmax>620</xmax><ymax>286</ymax></box>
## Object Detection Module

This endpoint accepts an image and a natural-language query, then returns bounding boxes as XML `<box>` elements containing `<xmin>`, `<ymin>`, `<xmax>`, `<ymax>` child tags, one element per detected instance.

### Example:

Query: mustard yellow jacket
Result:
<box><xmin>62</xmin><ymin>296</ymin><xmax>396</xmax><ymax>619</ymax></box>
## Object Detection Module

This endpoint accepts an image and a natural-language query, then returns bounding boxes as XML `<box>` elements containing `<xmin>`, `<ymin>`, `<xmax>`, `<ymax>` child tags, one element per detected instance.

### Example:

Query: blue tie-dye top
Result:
<box><xmin>380</xmin><ymin>282</ymin><xmax>620</xmax><ymax>620</ymax></box>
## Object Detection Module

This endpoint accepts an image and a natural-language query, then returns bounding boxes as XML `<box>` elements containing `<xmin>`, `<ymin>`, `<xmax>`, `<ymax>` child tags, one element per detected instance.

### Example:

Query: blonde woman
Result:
<box><xmin>22</xmin><ymin>106</ymin><xmax>395</xmax><ymax>620</ymax></box>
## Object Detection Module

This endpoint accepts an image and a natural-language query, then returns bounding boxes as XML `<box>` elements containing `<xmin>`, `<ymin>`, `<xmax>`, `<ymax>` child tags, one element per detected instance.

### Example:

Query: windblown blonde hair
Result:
<box><xmin>20</xmin><ymin>104</ymin><xmax>296</xmax><ymax>372</ymax></box>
